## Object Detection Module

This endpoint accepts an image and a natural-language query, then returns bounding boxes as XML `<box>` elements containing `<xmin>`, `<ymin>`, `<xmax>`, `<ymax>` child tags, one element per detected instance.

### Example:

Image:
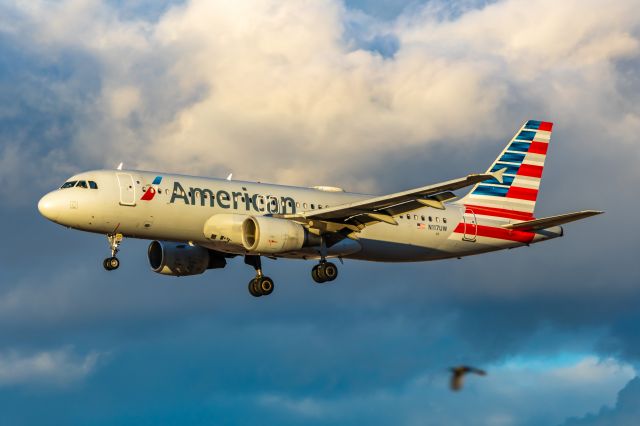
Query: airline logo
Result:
<box><xmin>141</xmin><ymin>176</ymin><xmax>163</xmax><ymax>201</ymax></box>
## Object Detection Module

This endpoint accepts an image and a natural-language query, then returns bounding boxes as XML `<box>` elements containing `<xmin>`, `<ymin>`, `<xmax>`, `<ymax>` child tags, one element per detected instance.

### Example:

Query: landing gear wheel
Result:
<box><xmin>248</xmin><ymin>279</ymin><xmax>262</xmax><ymax>297</ymax></box>
<box><xmin>312</xmin><ymin>264</ymin><xmax>327</xmax><ymax>283</ymax></box>
<box><xmin>258</xmin><ymin>277</ymin><xmax>274</xmax><ymax>296</ymax></box>
<box><xmin>323</xmin><ymin>262</ymin><xmax>338</xmax><ymax>281</ymax></box>
<box><xmin>103</xmin><ymin>257</ymin><xmax>120</xmax><ymax>271</ymax></box>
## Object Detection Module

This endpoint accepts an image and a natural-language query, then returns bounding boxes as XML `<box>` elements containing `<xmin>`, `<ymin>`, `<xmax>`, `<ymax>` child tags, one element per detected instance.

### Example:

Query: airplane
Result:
<box><xmin>38</xmin><ymin>120</ymin><xmax>602</xmax><ymax>297</ymax></box>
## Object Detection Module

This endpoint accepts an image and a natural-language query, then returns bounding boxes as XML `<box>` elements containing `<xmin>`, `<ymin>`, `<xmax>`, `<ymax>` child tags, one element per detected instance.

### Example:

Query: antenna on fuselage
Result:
<box><xmin>226</xmin><ymin>173</ymin><xmax>233</xmax><ymax>181</ymax></box>
<box><xmin>116</xmin><ymin>162</ymin><xmax>123</xmax><ymax>170</ymax></box>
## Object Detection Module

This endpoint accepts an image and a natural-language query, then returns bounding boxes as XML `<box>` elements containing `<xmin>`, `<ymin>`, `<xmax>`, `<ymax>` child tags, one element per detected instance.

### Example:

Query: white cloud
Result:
<box><xmin>0</xmin><ymin>346</ymin><xmax>102</xmax><ymax>388</ymax></box>
<box><xmin>2</xmin><ymin>0</ymin><xmax>638</xmax><ymax>194</ymax></box>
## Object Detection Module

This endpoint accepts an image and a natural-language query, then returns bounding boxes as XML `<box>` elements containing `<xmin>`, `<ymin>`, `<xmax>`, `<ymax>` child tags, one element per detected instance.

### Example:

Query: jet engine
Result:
<box><xmin>241</xmin><ymin>216</ymin><xmax>319</xmax><ymax>254</ymax></box>
<box><xmin>148</xmin><ymin>241</ymin><xmax>226</xmax><ymax>276</ymax></box>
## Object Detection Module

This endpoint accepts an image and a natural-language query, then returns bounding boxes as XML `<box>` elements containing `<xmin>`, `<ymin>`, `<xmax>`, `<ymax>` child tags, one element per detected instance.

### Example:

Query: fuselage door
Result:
<box><xmin>462</xmin><ymin>208</ymin><xmax>477</xmax><ymax>242</ymax></box>
<box><xmin>116</xmin><ymin>173</ymin><xmax>136</xmax><ymax>206</ymax></box>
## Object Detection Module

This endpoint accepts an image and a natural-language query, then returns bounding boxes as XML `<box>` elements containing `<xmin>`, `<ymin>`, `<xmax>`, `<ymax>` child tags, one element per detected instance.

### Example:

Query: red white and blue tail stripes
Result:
<box><xmin>462</xmin><ymin>120</ymin><xmax>552</xmax><ymax>217</ymax></box>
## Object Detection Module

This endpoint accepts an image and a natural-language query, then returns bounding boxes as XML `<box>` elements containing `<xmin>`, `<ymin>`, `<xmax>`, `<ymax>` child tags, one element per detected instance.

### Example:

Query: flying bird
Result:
<box><xmin>449</xmin><ymin>366</ymin><xmax>487</xmax><ymax>391</ymax></box>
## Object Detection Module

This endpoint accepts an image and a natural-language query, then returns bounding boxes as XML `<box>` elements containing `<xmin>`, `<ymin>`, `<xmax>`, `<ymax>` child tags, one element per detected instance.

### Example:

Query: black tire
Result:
<box><xmin>103</xmin><ymin>258</ymin><xmax>112</xmax><ymax>271</ymax></box>
<box><xmin>323</xmin><ymin>262</ymin><xmax>338</xmax><ymax>281</ymax></box>
<box><xmin>108</xmin><ymin>257</ymin><xmax>120</xmax><ymax>270</ymax></box>
<box><xmin>259</xmin><ymin>277</ymin><xmax>274</xmax><ymax>295</ymax></box>
<box><xmin>312</xmin><ymin>264</ymin><xmax>327</xmax><ymax>283</ymax></box>
<box><xmin>248</xmin><ymin>279</ymin><xmax>261</xmax><ymax>297</ymax></box>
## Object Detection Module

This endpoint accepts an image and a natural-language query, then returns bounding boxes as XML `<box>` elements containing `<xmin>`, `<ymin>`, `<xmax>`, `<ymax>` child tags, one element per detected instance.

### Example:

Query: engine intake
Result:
<box><xmin>148</xmin><ymin>241</ymin><xmax>226</xmax><ymax>276</ymax></box>
<box><xmin>242</xmin><ymin>216</ymin><xmax>317</xmax><ymax>254</ymax></box>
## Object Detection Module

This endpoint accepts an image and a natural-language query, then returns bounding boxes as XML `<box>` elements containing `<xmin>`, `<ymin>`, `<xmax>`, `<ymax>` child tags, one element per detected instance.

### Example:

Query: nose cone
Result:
<box><xmin>38</xmin><ymin>192</ymin><xmax>60</xmax><ymax>222</ymax></box>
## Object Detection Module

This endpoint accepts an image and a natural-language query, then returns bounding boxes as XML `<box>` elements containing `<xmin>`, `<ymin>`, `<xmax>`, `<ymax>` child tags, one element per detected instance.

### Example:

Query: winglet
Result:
<box><xmin>226</xmin><ymin>173</ymin><xmax>233</xmax><ymax>181</ymax></box>
<box><xmin>490</xmin><ymin>167</ymin><xmax>507</xmax><ymax>184</ymax></box>
<box><xmin>116</xmin><ymin>162</ymin><xmax>123</xmax><ymax>170</ymax></box>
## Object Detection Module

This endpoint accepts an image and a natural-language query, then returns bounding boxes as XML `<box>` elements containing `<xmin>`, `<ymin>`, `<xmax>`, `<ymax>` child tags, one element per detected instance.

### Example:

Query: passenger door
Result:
<box><xmin>462</xmin><ymin>208</ymin><xmax>477</xmax><ymax>242</ymax></box>
<box><xmin>116</xmin><ymin>173</ymin><xmax>136</xmax><ymax>206</ymax></box>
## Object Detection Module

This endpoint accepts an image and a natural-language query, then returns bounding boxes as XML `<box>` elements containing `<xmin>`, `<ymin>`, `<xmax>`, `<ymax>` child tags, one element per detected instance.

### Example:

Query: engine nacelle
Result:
<box><xmin>148</xmin><ymin>241</ymin><xmax>226</xmax><ymax>276</ymax></box>
<box><xmin>242</xmin><ymin>216</ymin><xmax>316</xmax><ymax>254</ymax></box>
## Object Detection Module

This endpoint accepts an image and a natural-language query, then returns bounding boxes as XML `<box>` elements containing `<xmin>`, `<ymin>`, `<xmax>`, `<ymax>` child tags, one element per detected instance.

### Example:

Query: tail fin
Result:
<box><xmin>461</xmin><ymin>120</ymin><xmax>553</xmax><ymax>219</ymax></box>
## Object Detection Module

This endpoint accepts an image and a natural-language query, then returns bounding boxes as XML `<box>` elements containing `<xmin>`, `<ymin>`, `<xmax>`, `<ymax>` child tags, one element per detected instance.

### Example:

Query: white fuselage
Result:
<box><xmin>38</xmin><ymin>169</ymin><xmax>561</xmax><ymax>263</ymax></box>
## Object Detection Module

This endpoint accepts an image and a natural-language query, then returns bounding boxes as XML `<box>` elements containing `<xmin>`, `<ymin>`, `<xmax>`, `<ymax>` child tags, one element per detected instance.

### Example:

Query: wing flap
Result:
<box><xmin>502</xmin><ymin>210</ymin><xmax>603</xmax><ymax>231</ymax></box>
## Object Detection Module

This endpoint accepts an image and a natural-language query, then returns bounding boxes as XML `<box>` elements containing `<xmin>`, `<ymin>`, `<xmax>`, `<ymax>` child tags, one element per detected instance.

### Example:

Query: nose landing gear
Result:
<box><xmin>103</xmin><ymin>233</ymin><xmax>123</xmax><ymax>271</ymax></box>
<box><xmin>245</xmin><ymin>255</ymin><xmax>275</xmax><ymax>297</ymax></box>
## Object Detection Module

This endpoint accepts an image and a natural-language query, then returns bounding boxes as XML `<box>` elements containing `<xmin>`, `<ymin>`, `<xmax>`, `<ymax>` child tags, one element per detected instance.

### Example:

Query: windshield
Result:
<box><xmin>60</xmin><ymin>181</ymin><xmax>77</xmax><ymax>189</ymax></box>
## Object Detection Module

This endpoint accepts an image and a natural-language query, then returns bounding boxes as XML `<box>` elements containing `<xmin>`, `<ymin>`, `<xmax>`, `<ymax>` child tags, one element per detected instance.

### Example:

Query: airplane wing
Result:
<box><xmin>280</xmin><ymin>171</ymin><xmax>504</xmax><ymax>233</ymax></box>
<box><xmin>502</xmin><ymin>210</ymin><xmax>604</xmax><ymax>231</ymax></box>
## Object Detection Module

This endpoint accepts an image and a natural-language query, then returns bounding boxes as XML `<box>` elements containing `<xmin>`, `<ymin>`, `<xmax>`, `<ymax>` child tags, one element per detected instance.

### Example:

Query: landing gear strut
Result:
<box><xmin>103</xmin><ymin>233</ymin><xmax>123</xmax><ymax>271</ymax></box>
<box><xmin>311</xmin><ymin>236</ymin><xmax>338</xmax><ymax>283</ymax></box>
<box><xmin>245</xmin><ymin>255</ymin><xmax>275</xmax><ymax>297</ymax></box>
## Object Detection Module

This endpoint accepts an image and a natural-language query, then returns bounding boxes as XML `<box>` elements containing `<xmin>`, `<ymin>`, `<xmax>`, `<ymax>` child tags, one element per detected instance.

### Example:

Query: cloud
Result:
<box><xmin>0</xmin><ymin>347</ymin><xmax>102</xmax><ymax>388</ymax></box>
<box><xmin>560</xmin><ymin>377</ymin><xmax>640</xmax><ymax>426</ymax></box>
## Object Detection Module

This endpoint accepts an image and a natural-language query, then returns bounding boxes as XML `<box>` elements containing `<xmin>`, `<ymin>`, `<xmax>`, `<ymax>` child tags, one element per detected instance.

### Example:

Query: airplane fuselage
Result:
<box><xmin>38</xmin><ymin>169</ymin><xmax>560</xmax><ymax>263</ymax></box>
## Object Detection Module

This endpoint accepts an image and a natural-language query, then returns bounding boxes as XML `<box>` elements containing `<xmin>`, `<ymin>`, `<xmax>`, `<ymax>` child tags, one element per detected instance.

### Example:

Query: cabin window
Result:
<box><xmin>414</xmin><ymin>215</ymin><xmax>418</xmax><ymax>220</ymax></box>
<box><xmin>443</xmin><ymin>218</ymin><xmax>447</xmax><ymax>224</ymax></box>
<box><xmin>318</xmin><ymin>205</ymin><xmax>322</xmax><ymax>209</ymax></box>
<box><xmin>60</xmin><ymin>181</ymin><xmax>77</xmax><ymax>189</ymax></box>
<box><xmin>436</xmin><ymin>217</ymin><xmax>440</xmax><ymax>223</ymax></box>
<box><xmin>303</xmin><ymin>203</ymin><xmax>308</xmax><ymax>208</ymax></box>
<box><xmin>76</xmin><ymin>180</ymin><xmax>88</xmax><ymax>188</ymax></box>
<box><xmin>428</xmin><ymin>216</ymin><xmax>433</xmax><ymax>222</ymax></box>
<box><xmin>421</xmin><ymin>215</ymin><xmax>425</xmax><ymax>221</ymax></box>
<box><xmin>89</xmin><ymin>181</ymin><xmax>98</xmax><ymax>189</ymax></box>
<box><xmin>311</xmin><ymin>204</ymin><xmax>315</xmax><ymax>209</ymax></box>
<box><xmin>296</xmin><ymin>202</ymin><xmax>300</xmax><ymax>208</ymax></box>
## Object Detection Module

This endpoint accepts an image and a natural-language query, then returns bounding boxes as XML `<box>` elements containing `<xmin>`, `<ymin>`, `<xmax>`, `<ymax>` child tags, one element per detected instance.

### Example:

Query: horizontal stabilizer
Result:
<box><xmin>502</xmin><ymin>210</ymin><xmax>603</xmax><ymax>231</ymax></box>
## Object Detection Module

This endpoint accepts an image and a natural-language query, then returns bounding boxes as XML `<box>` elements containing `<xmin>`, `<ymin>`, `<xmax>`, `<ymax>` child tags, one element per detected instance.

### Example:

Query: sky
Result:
<box><xmin>0</xmin><ymin>0</ymin><xmax>639</xmax><ymax>424</ymax></box>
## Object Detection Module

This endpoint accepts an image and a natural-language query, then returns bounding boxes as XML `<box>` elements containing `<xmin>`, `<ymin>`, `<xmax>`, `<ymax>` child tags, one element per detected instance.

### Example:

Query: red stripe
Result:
<box><xmin>517</xmin><ymin>164</ymin><xmax>544</xmax><ymax>178</ymax></box>
<box><xmin>506</xmin><ymin>186</ymin><xmax>538</xmax><ymax>201</ymax></box>
<box><xmin>453</xmin><ymin>223</ymin><xmax>535</xmax><ymax>243</ymax></box>
<box><xmin>528</xmin><ymin>141</ymin><xmax>548</xmax><ymax>155</ymax></box>
<box><xmin>464</xmin><ymin>204</ymin><xmax>534</xmax><ymax>220</ymax></box>
<box><xmin>538</xmin><ymin>121</ymin><xmax>553</xmax><ymax>132</ymax></box>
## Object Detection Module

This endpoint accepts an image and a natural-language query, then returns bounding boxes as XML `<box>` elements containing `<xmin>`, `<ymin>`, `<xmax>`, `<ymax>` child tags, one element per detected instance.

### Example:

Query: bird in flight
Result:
<box><xmin>450</xmin><ymin>366</ymin><xmax>487</xmax><ymax>391</ymax></box>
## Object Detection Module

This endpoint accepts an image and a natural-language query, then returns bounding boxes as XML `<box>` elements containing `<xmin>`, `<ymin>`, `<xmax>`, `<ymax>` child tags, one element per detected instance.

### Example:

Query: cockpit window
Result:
<box><xmin>60</xmin><ymin>181</ymin><xmax>77</xmax><ymax>189</ymax></box>
<box><xmin>89</xmin><ymin>181</ymin><xmax>98</xmax><ymax>189</ymax></box>
<box><xmin>76</xmin><ymin>180</ymin><xmax>88</xmax><ymax>188</ymax></box>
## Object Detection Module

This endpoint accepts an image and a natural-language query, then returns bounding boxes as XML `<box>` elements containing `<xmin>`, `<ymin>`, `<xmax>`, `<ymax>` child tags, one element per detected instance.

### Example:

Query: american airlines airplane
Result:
<box><xmin>38</xmin><ymin>120</ymin><xmax>602</xmax><ymax>297</ymax></box>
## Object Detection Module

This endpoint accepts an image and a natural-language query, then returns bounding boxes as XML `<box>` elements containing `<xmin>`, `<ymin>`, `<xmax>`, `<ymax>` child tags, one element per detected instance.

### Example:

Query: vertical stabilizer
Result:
<box><xmin>461</xmin><ymin>120</ymin><xmax>553</xmax><ymax>218</ymax></box>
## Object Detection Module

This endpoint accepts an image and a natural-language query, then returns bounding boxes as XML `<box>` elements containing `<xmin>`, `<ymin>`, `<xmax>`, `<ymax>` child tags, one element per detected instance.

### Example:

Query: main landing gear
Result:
<box><xmin>103</xmin><ymin>233</ymin><xmax>123</xmax><ymax>271</ymax></box>
<box><xmin>311</xmin><ymin>236</ymin><xmax>338</xmax><ymax>283</ymax></box>
<box><xmin>311</xmin><ymin>261</ymin><xmax>338</xmax><ymax>283</ymax></box>
<box><xmin>245</xmin><ymin>255</ymin><xmax>275</xmax><ymax>297</ymax></box>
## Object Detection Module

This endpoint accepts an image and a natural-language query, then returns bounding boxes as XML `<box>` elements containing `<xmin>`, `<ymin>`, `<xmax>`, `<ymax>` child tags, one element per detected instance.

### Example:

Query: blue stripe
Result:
<box><xmin>472</xmin><ymin>185</ymin><xmax>509</xmax><ymax>197</ymax></box>
<box><xmin>152</xmin><ymin>176</ymin><xmax>163</xmax><ymax>185</ymax></box>
<box><xmin>483</xmin><ymin>175</ymin><xmax>515</xmax><ymax>186</ymax></box>
<box><xmin>490</xmin><ymin>163</ymin><xmax>520</xmax><ymax>175</ymax></box>
<box><xmin>516</xmin><ymin>130</ymin><xmax>536</xmax><ymax>141</ymax></box>
<box><xmin>525</xmin><ymin>120</ymin><xmax>541</xmax><ymax>130</ymax></box>
<box><xmin>508</xmin><ymin>141</ymin><xmax>531</xmax><ymax>152</ymax></box>
<box><xmin>499</xmin><ymin>152</ymin><xmax>526</xmax><ymax>163</ymax></box>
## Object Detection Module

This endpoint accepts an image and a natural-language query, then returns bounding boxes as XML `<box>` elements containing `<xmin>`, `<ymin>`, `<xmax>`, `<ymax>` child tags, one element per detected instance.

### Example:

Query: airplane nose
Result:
<box><xmin>38</xmin><ymin>192</ymin><xmax>60</xmax><ymax>221</ymax></box>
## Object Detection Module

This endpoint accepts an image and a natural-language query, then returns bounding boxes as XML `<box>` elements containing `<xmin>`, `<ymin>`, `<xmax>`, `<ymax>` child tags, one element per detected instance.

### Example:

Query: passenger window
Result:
<box><xmin>296</xmin><ymin>202</ymin><xmax>300</xmax><ymax>208</ymax></box>
<box><xmin>311</xmin><ymin>204</ymin><xmax>315</xmax><ymax>209</ymax></box>
<box><xmin>436</xmin><ymin>217</ymin><xmax>440</xmax><ymax>223</ymax></box>
<box><xmin>406</xmin><ymin>214</ymin><xmax>410</xmax><ymax>219</ymax></box>
<box><xmin>318</xmin><ymin>205</ymin><xmax>322</xmax><ymax>209</ymax></box>
<box><xmin>60</xmin><ymin>181</ymin><xmax>77</xmax><ymax>189</ymax></box>
<box><xmin>414</xmin><ymin>215</ymin><xmax>418</xmax><ymax>220</ymax></box>
<box><xmin>303</xmin><ymin>203</ymin><xmax>307</xmax><ymax>208</ymax></box>
<box><xmin>76</xmin><ymin>180</ymin><xmax>88</xmax><ymax>188</ymax></box>
<box><xmin>428</xmin><ymin>216</ymin><xmax>433</xmax><ymax>222</ymax></box>
<box><xmin>443</xmin><ymin>218</ymin><xmax>447</xmax><ymax>224</ymax></box>
<box><xmin>421</xmin><ymin>215</ymin><xmax>425</xmax><ymax>221</ymax></box>
<box><xmin>89</xmin><ymin>181</ymin><xmax>98</xmax><ymax>189</ymax></box>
